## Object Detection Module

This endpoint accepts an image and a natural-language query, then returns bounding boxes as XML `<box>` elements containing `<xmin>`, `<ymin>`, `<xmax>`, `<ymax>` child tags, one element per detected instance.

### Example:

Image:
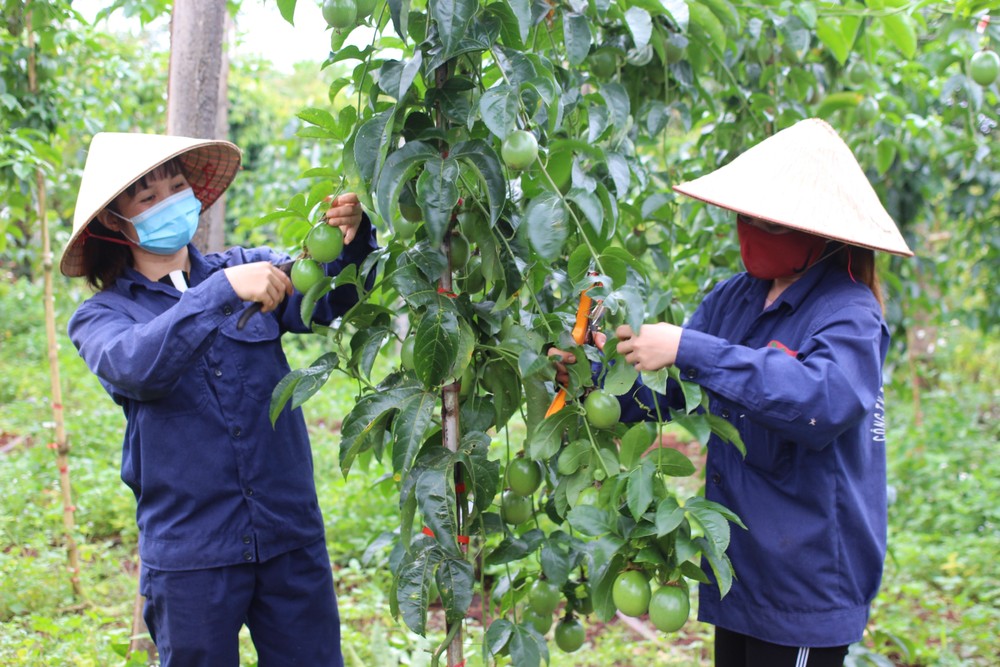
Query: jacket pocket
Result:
<box><xmin>218</xmin><ymin>314</ymin><xmax>287</xmax><ymax>401</ymax></box>
<box><xmin>741</xmin><ymin>416</ymin><xmax>794</xmax><ymax>477</ymax></box>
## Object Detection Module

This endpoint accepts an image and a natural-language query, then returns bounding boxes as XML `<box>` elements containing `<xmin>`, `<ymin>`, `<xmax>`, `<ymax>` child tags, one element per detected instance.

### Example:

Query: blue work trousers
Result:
<box><xmin>140</xmin><ymin>539</ymin><xmax>343</xmax><ymax>667</ymax></box>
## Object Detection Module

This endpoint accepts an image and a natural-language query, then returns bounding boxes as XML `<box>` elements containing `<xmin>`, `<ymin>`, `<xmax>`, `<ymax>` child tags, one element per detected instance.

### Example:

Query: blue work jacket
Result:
<box><xmin>68</xmin><ymin>220</ymin><xmax>377</xmax><ymax>571</ymax></box>
<box><xmin>618</xmin><ymin>258</ymin><xmax>889</xmax><ymax>647</ymax></box>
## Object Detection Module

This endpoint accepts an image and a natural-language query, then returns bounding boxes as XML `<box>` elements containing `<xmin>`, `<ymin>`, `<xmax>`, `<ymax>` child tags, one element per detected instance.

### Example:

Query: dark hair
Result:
<box><xmin>834</xmin><ymin>245</ymin><xmax>884</xmax><ymax>313</ymax></box>
<box><xmin>82</xmin><ymin>158</ymin><xmax>185</xmax><ymax>291</ymax></box>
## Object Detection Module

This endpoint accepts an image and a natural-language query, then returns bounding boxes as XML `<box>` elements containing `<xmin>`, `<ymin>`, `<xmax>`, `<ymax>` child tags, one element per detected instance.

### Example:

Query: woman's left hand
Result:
<box><xmin>615</xmin><ymin>323</ymin><xmax>683</xmax><ymax>372</ymax></box>
<box><xmin>321</xmin><ymin>192</ymin><xmax>364</xmax><ymax>244</ymax></box>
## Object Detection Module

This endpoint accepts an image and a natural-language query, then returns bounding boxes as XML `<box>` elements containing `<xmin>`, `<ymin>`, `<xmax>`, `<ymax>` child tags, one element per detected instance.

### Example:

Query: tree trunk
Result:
<box><xmin>166</xmin><ymin>0</ymin><xmax>230</xmax><ymax>253</ymax></box>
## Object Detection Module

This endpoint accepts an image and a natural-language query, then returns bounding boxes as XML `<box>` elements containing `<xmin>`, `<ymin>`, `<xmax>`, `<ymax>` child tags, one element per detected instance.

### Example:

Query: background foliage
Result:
<box><xmin>1</xmin><ymin>0</ymin><xmax>998</xmax><ymax>665</ymax></box>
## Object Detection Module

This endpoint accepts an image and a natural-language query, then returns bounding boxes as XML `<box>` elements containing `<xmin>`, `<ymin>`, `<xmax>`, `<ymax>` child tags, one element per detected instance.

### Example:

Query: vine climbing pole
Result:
<box><xmin>26</xmin><ymin>2</ymin><xmax>83</xmax><ymax>601</ymax></box>
<box><xmin>435</xmin><ymin>59</ymin><xmax>466</xmax><ymax>667</ymax></box>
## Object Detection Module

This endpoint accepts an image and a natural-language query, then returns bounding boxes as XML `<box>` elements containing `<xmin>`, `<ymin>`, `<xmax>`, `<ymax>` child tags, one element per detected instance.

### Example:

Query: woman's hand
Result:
<box><xmin>224</xmin><ymin>262</ymin><xmax>294</xmax><ymax>313</ymax></box>
<box><xmin>321</xmin><ymin>192</ymin><xmax>364</xmax><ymax>244</ymax></box>
<box><xmin>547</xmin><ymin>332</ymin><xmax>607</xmax><ymax>385</ymax></box>
<box><xmin>615</xmin><ymin>323</ymin><xmax>682</xmax><ymax>372</ymax></box>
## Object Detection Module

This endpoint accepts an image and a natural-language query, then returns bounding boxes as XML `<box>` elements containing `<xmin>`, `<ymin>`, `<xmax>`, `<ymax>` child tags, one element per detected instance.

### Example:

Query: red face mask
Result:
<box><xmin>737</xmin><ymin>217</ymin><xmax>828</xmax><ymax>280</ymax></box>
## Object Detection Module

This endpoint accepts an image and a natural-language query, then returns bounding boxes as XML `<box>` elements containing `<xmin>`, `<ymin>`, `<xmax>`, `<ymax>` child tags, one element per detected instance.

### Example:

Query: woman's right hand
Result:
<box><xmin>224</xmin><ymin>262</ymin><xmax>294</xmax><ymax>313</ymax></box>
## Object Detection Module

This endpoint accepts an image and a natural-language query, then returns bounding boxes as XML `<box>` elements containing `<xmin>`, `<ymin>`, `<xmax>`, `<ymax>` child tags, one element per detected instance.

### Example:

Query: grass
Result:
<box><xmin>1</xmin><ymin>276</ymin><xmax>997</xmax><ymax>666</ymax></box>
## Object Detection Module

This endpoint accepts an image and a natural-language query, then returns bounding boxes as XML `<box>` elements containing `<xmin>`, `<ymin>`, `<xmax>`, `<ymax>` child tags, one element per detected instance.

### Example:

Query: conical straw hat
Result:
<box><xmin>60</xmin><ymin>132</ymin><xmax>242</xmax><ymax>277</ymax></box>
<box><xmin>672</xmin><ymin>118</ymin><xmax>913</xmax><ymax>257</ymax></box>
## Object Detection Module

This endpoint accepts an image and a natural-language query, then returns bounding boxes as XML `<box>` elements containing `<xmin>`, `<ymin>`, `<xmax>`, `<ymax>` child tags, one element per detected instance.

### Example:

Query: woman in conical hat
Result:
<box><xmin>63</xmin><ymin>132</ymin><xmax>377</xmax><ymax>667</ymax></box>
<box><xmin>555</xmin><ymin>119</ymin><xmax>912</xmax><ymax>667</ymax></box>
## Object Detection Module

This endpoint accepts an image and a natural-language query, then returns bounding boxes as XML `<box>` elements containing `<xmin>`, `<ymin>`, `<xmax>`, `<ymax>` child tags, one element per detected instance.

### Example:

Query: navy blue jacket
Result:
<box><xmin>68</xmin><ymin>220</ymin><xmax>377</xmax><ymax>571</ymax></box>
<box><xmin>618</xmin><ymin>258</ymin><xmax>888</xmax><ymax>647</ymax></box>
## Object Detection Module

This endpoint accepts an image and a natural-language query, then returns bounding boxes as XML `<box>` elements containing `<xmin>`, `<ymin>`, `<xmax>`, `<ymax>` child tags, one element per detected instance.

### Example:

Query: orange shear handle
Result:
<box><xmin>545</xmin><ymin>291</ymin><xmax>593</xmax><ymax>417</ymax></box>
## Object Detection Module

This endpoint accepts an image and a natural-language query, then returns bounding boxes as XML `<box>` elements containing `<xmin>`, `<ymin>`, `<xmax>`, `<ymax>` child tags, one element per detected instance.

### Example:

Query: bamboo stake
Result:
<box><xmin>26</xmin><ymin>3</ymin><xmax>83</xmax><ymax>600</ymax></box>
<box><xmin>434</xmin><ymin>58</ymin><xmax>465</xmax><ymax>667</ymax></box>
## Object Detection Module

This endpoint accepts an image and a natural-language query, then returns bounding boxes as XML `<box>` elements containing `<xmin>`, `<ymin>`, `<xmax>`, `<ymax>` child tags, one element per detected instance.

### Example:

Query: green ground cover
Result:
<box><xmin>0</xmin><ymin>277</ymin><xmax>996</xmax><ymax>666</ymax></box>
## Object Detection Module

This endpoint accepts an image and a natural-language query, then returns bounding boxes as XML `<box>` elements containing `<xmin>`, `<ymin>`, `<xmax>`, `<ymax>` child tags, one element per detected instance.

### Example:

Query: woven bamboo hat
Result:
<box><xmin>60</xmin><ymin>132</ymin><xmax>242</xmax><ymax>277</ymax></box>
<box><xmin>672</xmin><ymin>118</ymin><xmax>913</xmax><ymax>256</ymax></box>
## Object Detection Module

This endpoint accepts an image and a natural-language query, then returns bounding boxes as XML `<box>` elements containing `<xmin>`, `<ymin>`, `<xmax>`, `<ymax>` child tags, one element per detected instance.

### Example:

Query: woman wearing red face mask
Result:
<box><xmin>554</xmin><ymin>119</ymin><xmax>912</xmax><ymax>666</ymax></box>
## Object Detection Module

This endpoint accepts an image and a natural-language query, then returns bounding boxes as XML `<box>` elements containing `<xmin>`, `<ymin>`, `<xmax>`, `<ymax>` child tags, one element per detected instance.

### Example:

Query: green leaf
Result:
<box><xmin>881</xmin><ymin>11</ymin><xmax>917</xmax><ymax>59</ymax></box>
<box><xmin>816</xmin><ymin>18</ymin><xmax>850</xmax><ymax>65</ymax></box>
<box><xmin>297</xmin><ymin>107</ymin><xmax>338</xmax><ymax>132</ymax></box>
<box><xmin>540</xmin><ymin>537</ymin><xmax>574</xmax><ymax>586</ymax></box>
<box><xmin>668</xmin><ymin>366</ymin><xmax>703</xmax><ymax>412</ymax></box>
<box><xmin>566</xmin><ymin>188</ymin><xmax>604</xmax><ymax>235</ymax></box>
<box><xmin>396</xmin><ymin>540</ymin><xmax>444</xmax><ymax>635</ymax></box>
<box><xmin>875</xmin><ymin>137</ymin><xmax>898</xmax><ymax>175</ymax></box>
<box><xmin>527</xmin><ymin>409</ymin><xmax>576</xmax><ymax>460</ymax></box>
<box><xmin>463</xmin><ymin>431</ymin><xmax>500</xmax><ymax>512</ymax></box>
<box><xmin>815</xmin><ymin>91</ymin><xmax>862</xmax><ymax>118</ymax></box>
<box><xmin>794</xmin><ymin>0</ymin><xmax>817</xmax><ymax>28</ymax></box>
<box><xmin>686</xmin><ymin>501</ymin><xmax>731</xmax><ymax>553</ymax></box>
<box><xmin>620</xmin><ymin>422</ymin><xmax>657</xmax><ymax>470</ymax></box>
<box><xmin>299</xmin><ymin>276</ymin><xmax>333</xmax><ymax>328</ymax></box>
<box><xmin>269</xmin><ymin>352</ymin><xmax>338</xmax><ymax>425</ymax></box>
<box><xmin>485</xmin><ymin>358</ymin><xmax>523</xmax><ymax>428</ymax></box>
<box><xmin>485</xmin><ymin>530</ymin><xmax>544</xmax><ymax>566</ymax></box>
<box><xmin>563</xmin><ymin>13</ymin><xmax>591</xmax><ymax>66</ymax></box>
<box><xmin>479</xmin><ymin>84</ymin><xmax>519</xmax><ymax>138</ymax></box>
<box><xmin>354</xmin><ymin>110</ymin><xmax>395</xmax><ymax>187</ymax></box>
<box><xmin>604</xmin><ymin>356</ymin><xmax>640</xmax><ymax>397</ymax></box>
<box><xmin>647</xmin><ymin>444</ymin><xmax>697</xmax><ymax>477</ymax></box>
<box><xmin>687</xmin><ymin>0</ymin><xmax>726</xmax><ymax>53</ymax></box>
<box><xmin>600</xmin><ymin>83</ymin><xmax>630</xmax><ymax>133</ymax></box>
<box><xmin>415</xmin><ymin>466</ymin><xmax>460</xmax><ymax>556</ymax></box>
<box><xmin>624</xmin><ymin>7</ymin><xmax>653</xmax><ymax>49</ymax></box>
<box><xmin>436</xmin><ymin>557</ymin><xmax>475</xmax><ymax>622</ymax></box>
<box><xmin>429</xmin><ymin>0</ymin><xmax>478</xmax><ymax>56</ymax></box>
<box><xmin>505</xmin><ymin>0</ymin><xmax>531</xmax><ymax>44</ymax></box>
<box><xmin>486</xmin><ymin>619</ymin><xmax>514</xmax><ymax>659</ymax></box>
<box><xmin>340</xmin><ymin>386</ymin><xmax>418</xmax><ymax>474</ymax></box>
<box><xmin>590</xmin><ymin>547</ymin><xmax>625</xmax><ymax>621</ymax></box>
<box><xmin>391</xmin><ymin>391</ymin><xmax>439</xmax><ymax>478</ymax></box>
<box><xmin>686</xmin><ymin>496</ymin><xmax>746</xmax><ymax>530</ymax></box>
<box><xmin>416</xmin><ymin>157</ymin><xmax>461</xmax><ymax>246</ymax></box>
<box><xmin>413</xmin><ymin>307</ymin><xmax>460</xmax><ymax>388</ymax></box>
<box><xmin>349</xmin><ymin>325</ymin><xmax>390</xmax><ymax>379</ymax></box>
<box><xmin>557</xmin><ymin>439</ymin><xmax>593</xmax><ymax>475</ymax></box>
<box><xmin>626</xmin><ymin>459</ymin><xmax>657</xmax><ymax>521</ymax></box>
<box><xmin>695</xmin><ymin>535</ymin><xmax>735</xmax><ymax>598</ymax></box>
<box><xmin>508</xmin><ymin>625</ymin><xmax>547</xmax><ymax>667</ymax></box>
<box><xmin>451</xmin><ymin>140</ymin><xmax>507</xmax><ymax>227</ymax></box>
<box><xmin>567</xmin><ymin>504</ymin><xmax>614</xmax><ymax>536</ymax></box>
<box><xmin>706</xmin><ymin>412</ymin><xmax>746</xmax><ymax>456</ymax></box>
<box><xmin>276</xmin><ymin>0</ymin><xmax>297</xmax><ymax>25</ymax></box>
<box><xmin>655</xmin><ymin>497</ymin><xmax>685</xmax><ymax>536</ymax></box>
<box><xmin>376</xmin><ymin>140</ymin><xmax>439</xmax><ymax>230</ymax></box>
<box><xmin>681</xmin><ymin>560</ymin><xmax>711</xmax><ymax>583</ymax></box>
<box><xmin>525</xmin><ymin>192</ymin><xmax>568</xmax><ymax>262</ymax></box>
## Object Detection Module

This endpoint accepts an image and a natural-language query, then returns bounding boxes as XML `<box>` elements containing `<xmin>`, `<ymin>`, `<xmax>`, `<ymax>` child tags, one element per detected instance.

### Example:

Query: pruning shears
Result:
<box><xmin>235</xmin><ymin>260</ymin><xmax>295</xmax><ymax>330</ymax></box>
<box><xmin>545</xmin><ymin>287</ymin><xmax>605</xmax><ymax>417</ymax></box>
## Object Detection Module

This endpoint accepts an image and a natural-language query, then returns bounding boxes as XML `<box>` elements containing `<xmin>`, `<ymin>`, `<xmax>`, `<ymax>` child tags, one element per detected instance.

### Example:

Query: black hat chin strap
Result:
<box><xmin>794</xmin><ymin>242</ymin><xmax>843</xmax><ymax>274</ymax></box>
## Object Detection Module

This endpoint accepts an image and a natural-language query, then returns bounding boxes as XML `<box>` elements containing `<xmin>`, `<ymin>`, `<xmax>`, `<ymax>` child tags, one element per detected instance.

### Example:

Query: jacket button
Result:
<box><xmin>685</xmin><ymin>368</ymin><xmax>697</xmax><ymax>380</ymax></box>
<box><xmin>245</xmin><ymin>488</ymin><xmax>254</xmax><ymax>497</ymax></box>
<box><xmin>214</xmin><ymin>369</ymin><xmax>223</xmax><ymax>377</ymax></box>
<box><xmin>712</xmin><ymin>473</ymin><xmax>722</xmax><ymax>485</ymax></box>
<box><xmin>721</xmin><ymin>409</ymin><xmax>730</xmax><ymax>419</ymax></box>
<box><xmin>232</xmin><ymin>427</ymin><xmax>242</xmax><ymax>437</ymax></box>
<box><xmin>242</xmin><ymin>535</ymin><xmax>252</xmax><ymax>544</ymax></box>
<box><xmin>243</xmin><ymin>552</ymin><xmax>253</xmax><ymax>561</ymax></box>
<box><xmin>223</xmin><ymin>305</ymin><xmax>233</xmax><ymax>315</ymax></box>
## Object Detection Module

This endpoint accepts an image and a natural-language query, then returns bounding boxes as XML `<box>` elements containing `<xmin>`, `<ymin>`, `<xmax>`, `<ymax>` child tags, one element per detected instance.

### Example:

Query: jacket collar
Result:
<box><xmin>114</xmin><ymin>244</ymin><xmax>217</xmax><ymax>296</ymax></box>
<box><xmin>742</xmin><ymin>250</ymin><xmax>839</xmax><ymax>313</ymax></box>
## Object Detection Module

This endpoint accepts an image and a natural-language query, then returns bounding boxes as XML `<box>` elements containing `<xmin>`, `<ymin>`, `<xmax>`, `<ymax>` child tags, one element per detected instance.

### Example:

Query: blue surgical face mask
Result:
<box><xmin>113</xmin><ymin>188</ymin><xmax>202</xmax><ymax>255</ymax></box>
